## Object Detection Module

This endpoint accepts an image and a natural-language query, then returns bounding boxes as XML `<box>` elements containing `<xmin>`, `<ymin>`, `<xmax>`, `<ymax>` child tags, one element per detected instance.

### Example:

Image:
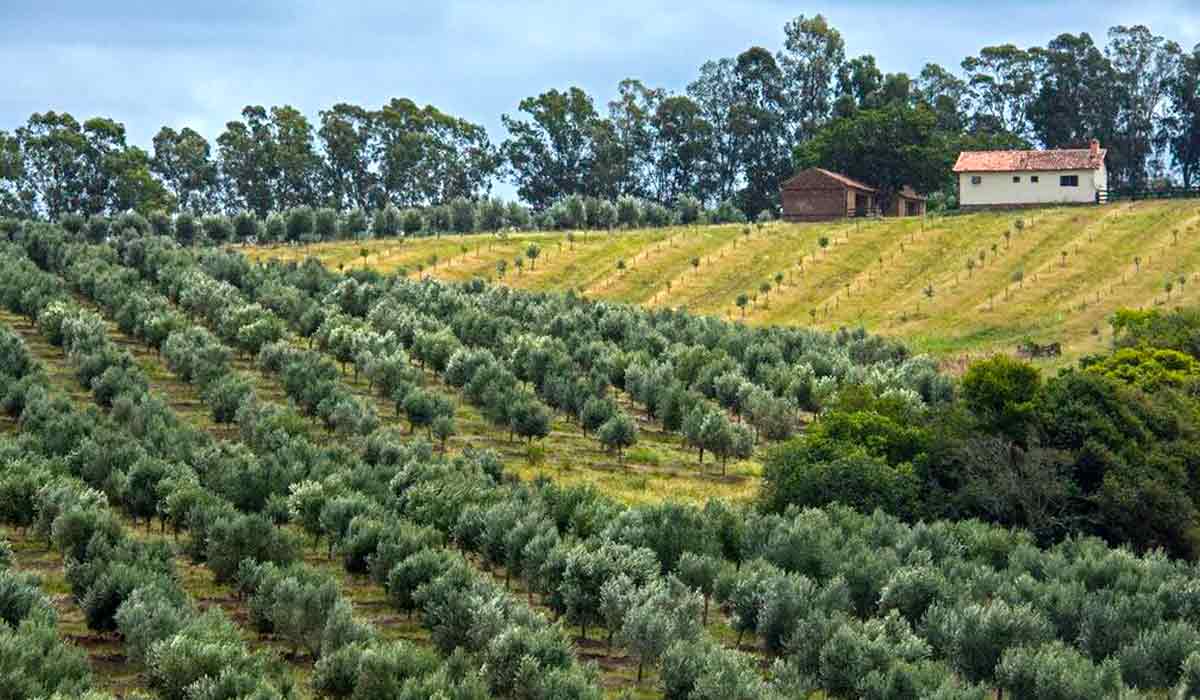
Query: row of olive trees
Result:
<box><xmin>1</xmin><ymin>236</ymin><xmax>607</xmax><ymax>699</ymax></box>
<box><xmin>164</xmin><ymin>222</ymin><xmax>944</xmax><ymax>446</ymax></box>
<box><xmin>0</xmin><ymin>307</ymin><xmax>297</xmax><ymax>699</ymax></box>
<box><xmin>0</xmin><ymin>432</ymin><xmax>97</xmax><ymax>699</ymax></box>
<box><xmin>190</xmin><ymin>241</ymin><xmax>943</xmax><ymax>477</ymax></box>
<box><xmin>7</xmin><ymin>223</ymin><xmax>758</xmax><ymax>691</ymax></box>
<box><xmin>319</xmin><ymin>279</ymin><xmax>929</xmax><ymax>470</ymax></box>
<box><xmin>35</xmin><ymin>191</ymin><xmax>759</xmax><ymax>250</ymax></box>
<box><xmin>1</xmin><ymin>313</ymin><xmax>590</xmax><ymax>700</ymax></box>
<box><xmin>390</xmin><ymin>437</ymin><xmax>1200</xmax><ymax>698</ymax></box>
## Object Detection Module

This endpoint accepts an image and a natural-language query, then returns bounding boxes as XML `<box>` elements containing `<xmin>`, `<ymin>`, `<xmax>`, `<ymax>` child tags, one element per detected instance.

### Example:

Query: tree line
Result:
<box><xmin>3</xmin><ymin>19</ymin><xmax>1198</xmax><ymax>221</ymax></box>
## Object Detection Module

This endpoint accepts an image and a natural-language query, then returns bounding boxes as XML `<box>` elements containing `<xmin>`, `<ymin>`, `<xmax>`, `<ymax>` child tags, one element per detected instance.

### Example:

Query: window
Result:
<box><xmin>1013</xmin><ymin>176</ymin><xmax>1021</xmax><ymax>183</ymax></box>
<box><xmin>1031</xmin><ymin>176</ymin><xmax>1040</xmax><ymax>183</ymax></box>
<box><xmin>1060</xmin><ymin>175</ymin><xmax>1079</xmax><ymax>187</ymax></box>
<box><xmin>970</xmin><ymin>175</ymin><xmax>982</xmax><ymax>185</ymax></box>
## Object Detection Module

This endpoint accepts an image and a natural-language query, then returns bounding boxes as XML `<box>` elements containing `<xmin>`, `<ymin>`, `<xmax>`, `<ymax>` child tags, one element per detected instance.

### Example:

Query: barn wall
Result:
<box><xmin>781</xmin><ymin>187</ymin><xmax>847</xmax><ymax>221</ymax></box>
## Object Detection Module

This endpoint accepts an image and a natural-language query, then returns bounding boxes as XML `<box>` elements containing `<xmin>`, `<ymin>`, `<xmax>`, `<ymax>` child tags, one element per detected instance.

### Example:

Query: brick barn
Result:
<box><xmin>781</xmin><ymin>168</ymin><xmax>878</xmax><ymax>222</ymax></box>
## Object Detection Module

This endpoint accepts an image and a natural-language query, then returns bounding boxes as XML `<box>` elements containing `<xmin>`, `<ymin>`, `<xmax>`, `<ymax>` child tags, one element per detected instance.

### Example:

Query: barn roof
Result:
<box><xmin>896</xmin><ymin>186</ymin><xmax>926</xmax><ymax>201</ymax></box>
<box><xmin>782</xmin><ymin>167</ymin><xmax>876</xmax><ymax>192</ymax></box>
<box><xmin>952</xmin><ymin>147</ymin><xmax>1106</xmax><ymax>173</ymax></box>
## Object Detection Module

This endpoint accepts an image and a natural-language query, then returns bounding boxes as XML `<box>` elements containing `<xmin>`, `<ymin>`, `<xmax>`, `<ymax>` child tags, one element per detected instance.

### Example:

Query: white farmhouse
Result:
<box><xmin>953</xmin><ymin>140</ymin><xmax>1107</xmax><ymax>210</ymax></box>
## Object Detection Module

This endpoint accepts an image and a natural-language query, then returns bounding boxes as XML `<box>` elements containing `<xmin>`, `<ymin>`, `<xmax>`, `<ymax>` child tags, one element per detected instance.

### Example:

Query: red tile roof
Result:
<box><xmin>953</xmin><ymin>148</ymin><xmax>1106</xmax><ymax>173</ymax></box>
<box><xmin>812</xmin><ymin>168</ymin><xmax>876</xmax><ymax>192</ymax></box>
<box><xmin>783</xmin><ymin>167</ymin><xmax>877</xmax><ymax>192</ymax></box>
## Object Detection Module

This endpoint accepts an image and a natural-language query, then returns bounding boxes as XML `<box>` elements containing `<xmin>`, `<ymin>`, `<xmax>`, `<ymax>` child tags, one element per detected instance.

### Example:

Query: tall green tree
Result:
<box><xmin>102</xmin><ymin>144</ymin><xmax>173</xmax><ymax>215</ymax></box>
<box><xmin>795</xmin><ymin>103</ymin><xmax>952</xmax><ymax>208</ymax></box>
<box><xmin>835</xmin><ymin>54</ymin><xmax>884</xmax><ymax>115</ymax></box>
<box><xmin>0</xmin><ymin>129</ymin><xmax>27</xmax><ymax>216</ymax></box>
<box><xmin>76</xmin><ymin>117</ymin><xmax>131</xmax><ymax>215</ymax></box>
<box><xmin>608</xmin><ymin>79</ymin><xmax>663</xmax><ymax>199</ymax></box>
<box><xmin>318</xmin><ymin>103</ymin><xmax>377</xmax><ymax>210</ymax></box>
<box><xmin>731</xmin><ymin>47</ymin><xmax>790</xmax><ymax>217</ymax></box>
<box><xmin>687</xmin><ymin>58</ymin><xmax>741</xmax><ymax>205</ymax></box>
<box><xmin>1106</xmin><ymin>25</ymin><xmax>1181</xmax><ymax>186</ymax></box>
<box><xmin>1027</xmin><ymin>33</ymin><xmax>1118</xmax><ymax>151</ymax></box>
<box><xmin>502</xmin><ymin>87</ymin><xmax>600</xmax><ymax>209</ymax></box>
<box><xmin>373</xmin><ymin>98</ymin><xmax>496</xmax><ymax>207</ymax></box>
<box><xmin>961</xmin><ymin>44</ymin><xmax>1039</xmax><ymax>139</ymax></box>
<box><xmin>14</xmin><ymin>112</ymin><xmax>168</xmax><ymax>218</ymax></box>
<box><xmin>1162</xmin><ymin>43</ymin><xmax>1200</xmax><ymax>187</ymax></box>
<box><xmin>270</xmin><ymin>105</ymin><xmax>320</xmax><ymax>209</ymax></box>
<box><xmin>16</xmin><ymin>111</ymin><xmax>90</xmax><ymax>218</ymax></box>
<box><xmin>217</xmin><ymin>106</ymin><xmax>279</xmax><ymax>217</ymax></box>
<box><xmin>778</xmin><ymin>15</ymin><xmax>845</xmax><ymax>142</ymax></box>
<box><xmin>652</xmin><ymin>95</ymin><xmax>712</xmax><ymax>203</ymax></box>
<box><xmin>916</xmin><ymin>63</ymin><xmax>968</xmax><ymax>132</ymax></box>
<box><xmin>151</xmin><ymin>126</ymin><xmax>218</xmax><ymax>213</ymax></box>
<box><xmin>589</xmin><ymin>117</ymin><xmax>631</xmax><ymax>201</ymax></box>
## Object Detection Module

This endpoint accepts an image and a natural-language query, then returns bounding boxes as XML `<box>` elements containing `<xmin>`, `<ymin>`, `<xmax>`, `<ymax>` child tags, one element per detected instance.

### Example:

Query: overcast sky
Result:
<box><xmin>3</xmin><ymin>0</ymin><xmax>1198</xmax><ymax>150</ymax></box>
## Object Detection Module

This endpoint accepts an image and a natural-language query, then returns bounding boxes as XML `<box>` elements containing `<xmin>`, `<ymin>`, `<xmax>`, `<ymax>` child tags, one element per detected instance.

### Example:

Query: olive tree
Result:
<box><xmin>598</xmin><ymin>412</ymin><xmax>638</xmax><ymax>462</ymax></box>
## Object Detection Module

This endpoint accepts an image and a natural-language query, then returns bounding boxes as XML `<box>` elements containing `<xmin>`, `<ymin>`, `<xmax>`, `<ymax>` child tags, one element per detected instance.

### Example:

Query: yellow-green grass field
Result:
<box><xmin>246</xmin><ymin>200</ymin><xmax>1200</xmax><ymax>367</ymax></box>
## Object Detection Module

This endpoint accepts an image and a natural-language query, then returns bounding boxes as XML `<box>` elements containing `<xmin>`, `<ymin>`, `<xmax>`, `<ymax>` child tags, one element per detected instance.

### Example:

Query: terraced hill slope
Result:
<box><xmin>247</xmin><ymin>200</ymin><xmax>1200</xmax><ymax>365</ymax></box>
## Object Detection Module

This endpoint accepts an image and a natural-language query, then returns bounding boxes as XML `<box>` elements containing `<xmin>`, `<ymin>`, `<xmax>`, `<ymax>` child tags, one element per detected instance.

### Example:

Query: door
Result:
<box><xmin>854</xmin><ymin>192</ymin><xmax>866</xmax><ymax>217</ymax></box>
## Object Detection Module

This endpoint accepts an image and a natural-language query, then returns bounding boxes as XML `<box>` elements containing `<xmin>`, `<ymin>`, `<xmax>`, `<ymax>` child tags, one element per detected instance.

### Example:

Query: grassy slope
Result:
<box><xmin>247</xmin><ymin>200</ymin><xmax>1200</xmax><ymax>367</ymax></box>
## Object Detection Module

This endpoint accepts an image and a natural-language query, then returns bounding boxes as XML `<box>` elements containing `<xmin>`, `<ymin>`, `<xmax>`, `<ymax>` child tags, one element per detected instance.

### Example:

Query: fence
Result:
<box><xmin>1096</xmin><ymin>186</ymin><xmax>1200</xmax><ymax>204</ymax></box>
<box><xmin>845</xmin><ymin>205</ymin><xmax>882</xmax><ymax>219</ymax></box>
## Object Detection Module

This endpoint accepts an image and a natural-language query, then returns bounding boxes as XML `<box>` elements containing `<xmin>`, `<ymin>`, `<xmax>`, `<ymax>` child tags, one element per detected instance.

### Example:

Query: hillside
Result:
<box><xmin>246</xmin><ymin>200</ymin><xmax>1200</xmax><ymax>365</ymax></box>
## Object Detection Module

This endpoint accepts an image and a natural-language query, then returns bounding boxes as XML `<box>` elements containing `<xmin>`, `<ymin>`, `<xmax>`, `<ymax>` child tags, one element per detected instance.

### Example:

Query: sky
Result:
<box><xmin>2</xmin><ymin>0</ymin><xmax>1198</xmax><ymax>165</ymax></box>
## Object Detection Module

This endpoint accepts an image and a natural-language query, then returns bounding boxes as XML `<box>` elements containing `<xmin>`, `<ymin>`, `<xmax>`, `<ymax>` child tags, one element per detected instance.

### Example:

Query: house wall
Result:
<box><xmin>958</xmin><ymin>168</ymin><xmax>1101</xmax><ymax>207</ymax></box>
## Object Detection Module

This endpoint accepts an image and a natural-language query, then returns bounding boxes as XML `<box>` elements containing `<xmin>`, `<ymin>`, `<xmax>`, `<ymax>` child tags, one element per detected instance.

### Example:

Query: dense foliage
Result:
<box><xmin>763</xmin><ymin>312</ymin><xmax>1200</xmax><ymax>559</ymax></box>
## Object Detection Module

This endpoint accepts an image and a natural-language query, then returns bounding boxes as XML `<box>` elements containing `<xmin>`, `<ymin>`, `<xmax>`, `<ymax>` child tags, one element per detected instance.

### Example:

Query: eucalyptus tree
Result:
<box><xmin>502</xmin><ymin>88</ymin><xmax>601</xmax><ymax>209</ymax></box>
